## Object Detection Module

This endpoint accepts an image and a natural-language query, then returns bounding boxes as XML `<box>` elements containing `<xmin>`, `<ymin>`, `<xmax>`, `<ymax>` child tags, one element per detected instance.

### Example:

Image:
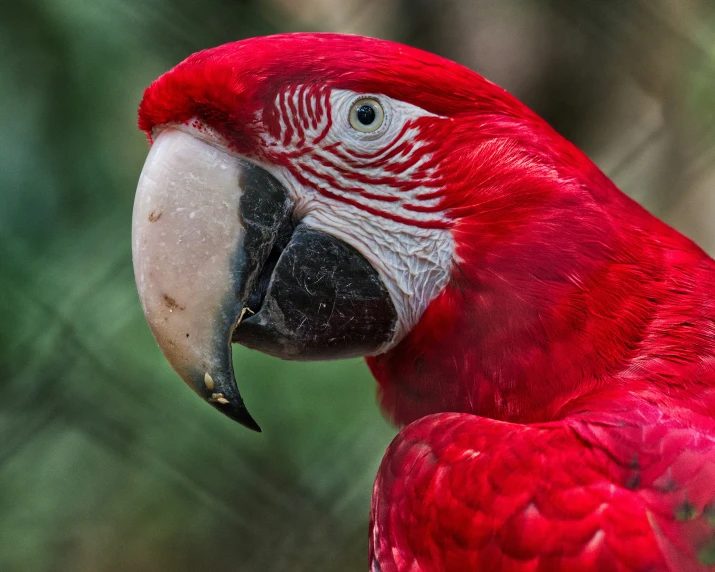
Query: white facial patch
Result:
<box><xmin>258</xmin><ymin>88</ymin><xmax>455</xmax><ymax>351</ymax></box>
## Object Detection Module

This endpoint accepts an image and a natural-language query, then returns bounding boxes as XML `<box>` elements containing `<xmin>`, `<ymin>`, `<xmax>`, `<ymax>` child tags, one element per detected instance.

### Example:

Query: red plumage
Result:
<box><xmin>372</xmin><ymin>402</ymin><xmax>715</xmax><ymax>571</ymax></box>
<box><xmin>139</xmin><ymin>33</ymin><xmax>715</xmax><ymax>570</ymax></box>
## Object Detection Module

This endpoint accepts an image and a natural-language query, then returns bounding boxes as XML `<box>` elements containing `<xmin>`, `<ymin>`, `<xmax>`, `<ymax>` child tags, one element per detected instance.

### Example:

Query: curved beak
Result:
<box><xmin>132</xmin><ymin>126</ymin><xmax>397</xmax><ymax>431</ymax></box>
<box><xmin>132</xmin><ymin>128</ymin><xmax>292</xmax><ymax>431</ymax></box>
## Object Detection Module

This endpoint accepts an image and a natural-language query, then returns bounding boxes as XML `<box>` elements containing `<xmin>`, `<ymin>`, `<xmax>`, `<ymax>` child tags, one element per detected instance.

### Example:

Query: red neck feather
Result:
<box><xmin>368</xmin><ymin>114</ymin><xmax>715</xmax><ymax>426</ymax></box>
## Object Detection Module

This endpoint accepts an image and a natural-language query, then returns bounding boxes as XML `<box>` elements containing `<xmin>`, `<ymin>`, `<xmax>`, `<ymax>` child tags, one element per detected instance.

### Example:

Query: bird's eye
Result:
<box><xmin>349</xmin><ymin>98</ymin><xmax>384</xmax><ymax>133</ymax></box>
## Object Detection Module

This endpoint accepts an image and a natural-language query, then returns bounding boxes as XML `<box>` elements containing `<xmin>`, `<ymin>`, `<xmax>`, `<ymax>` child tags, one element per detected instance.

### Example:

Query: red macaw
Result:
<box><xmin>132</xmin><ymin>33</ymin><xmax>715</xmax><ymax>571</ymax></box>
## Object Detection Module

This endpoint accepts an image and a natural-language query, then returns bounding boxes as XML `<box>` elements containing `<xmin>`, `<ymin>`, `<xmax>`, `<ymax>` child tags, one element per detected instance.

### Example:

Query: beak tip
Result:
<box><xmin>210</xmin><ymin>399</ymin><xmax>263</xmax><ymax>432</ymax></box>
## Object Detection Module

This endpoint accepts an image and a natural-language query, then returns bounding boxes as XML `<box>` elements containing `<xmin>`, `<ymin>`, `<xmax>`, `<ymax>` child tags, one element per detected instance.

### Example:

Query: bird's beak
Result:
<box><xmin>132</xmin><ymin>127</ymin><xmax>396</xmax><ymax>431</ymax></box>
<box><xmin>132</xmin><ymin>128</ymin><xmax>291</xmax><ymax>431</ymax></box>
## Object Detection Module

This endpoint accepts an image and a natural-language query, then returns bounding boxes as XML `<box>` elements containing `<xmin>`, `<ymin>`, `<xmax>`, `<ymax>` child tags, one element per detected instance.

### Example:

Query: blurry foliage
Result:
<box><xmin>0</xmin><ymin>0</ymin><xmax>713</xmax><ymax>571</ymax></box>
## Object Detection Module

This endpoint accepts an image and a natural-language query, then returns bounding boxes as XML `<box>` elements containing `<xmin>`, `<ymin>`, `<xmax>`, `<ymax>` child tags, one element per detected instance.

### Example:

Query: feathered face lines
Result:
<box><xmin>254</xmin><ymin>84</ymin><xmax>456</xmax><ymax>343</ymax></box>
<box><xmin>254</xmin><ymin>84</ymin><xmax>451</xmax><ymax>229</ymax></box>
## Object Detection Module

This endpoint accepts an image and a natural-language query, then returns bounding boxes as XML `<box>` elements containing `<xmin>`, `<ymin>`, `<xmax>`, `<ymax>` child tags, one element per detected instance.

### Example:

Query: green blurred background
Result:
<box><xmin>1</xmin><ymin>1</ymin><xmax>714</xmax><ymax>570</ymax></box>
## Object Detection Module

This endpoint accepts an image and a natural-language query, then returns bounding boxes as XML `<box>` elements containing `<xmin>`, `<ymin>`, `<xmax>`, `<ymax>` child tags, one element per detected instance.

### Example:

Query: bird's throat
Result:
<box><xmin>368</xmin><ymin>191</ymin><xmax>715</xmax><ymax>427</ymax></box>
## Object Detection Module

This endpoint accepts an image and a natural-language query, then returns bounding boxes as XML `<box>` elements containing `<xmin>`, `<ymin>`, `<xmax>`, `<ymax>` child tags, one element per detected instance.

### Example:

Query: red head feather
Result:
<box><xmin>138</xmin><ymin>33</ymin><xmax>534</xmax><ymax>144</ymax></box>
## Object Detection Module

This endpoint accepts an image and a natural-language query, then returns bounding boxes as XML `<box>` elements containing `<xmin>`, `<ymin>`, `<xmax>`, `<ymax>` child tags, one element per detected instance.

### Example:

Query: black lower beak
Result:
<box><xmin>234</xmin><ymin>224</ymin><xmax>397</xmax><ymax>361</ymax></box>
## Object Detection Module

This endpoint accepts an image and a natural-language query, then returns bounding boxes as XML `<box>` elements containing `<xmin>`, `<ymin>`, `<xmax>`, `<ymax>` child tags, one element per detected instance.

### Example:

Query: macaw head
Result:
<box><xmin>134</xmin><ymin>33</ymin><xmax>645</xmax><ymax>430</ymax></box>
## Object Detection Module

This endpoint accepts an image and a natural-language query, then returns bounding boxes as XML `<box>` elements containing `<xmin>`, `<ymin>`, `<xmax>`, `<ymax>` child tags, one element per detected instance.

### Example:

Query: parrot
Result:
<box><xmin>131</xmin><ymin>33</ymin><xmax>715</xmax><ymax>571</ymax></box>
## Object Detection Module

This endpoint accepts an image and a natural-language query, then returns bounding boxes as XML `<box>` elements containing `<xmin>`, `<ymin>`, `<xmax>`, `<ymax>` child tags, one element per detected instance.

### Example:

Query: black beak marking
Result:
<box><xmin>201</xmin><ymin>165</ymin><xmax>294</xmax><ymax>431</ymax></box>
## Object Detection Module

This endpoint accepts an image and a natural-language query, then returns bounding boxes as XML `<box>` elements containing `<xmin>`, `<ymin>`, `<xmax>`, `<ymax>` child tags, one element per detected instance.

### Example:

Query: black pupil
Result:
<box><xmin>357</xmin><ymin>104</ymin><xmax>376</xmax><ymax>125</ymax></box>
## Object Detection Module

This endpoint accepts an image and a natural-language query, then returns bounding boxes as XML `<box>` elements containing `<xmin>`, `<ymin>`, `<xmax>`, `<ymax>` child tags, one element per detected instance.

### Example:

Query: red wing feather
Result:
<box><xmin>371</xmin><ymin>404</ymin><xmax>715</xmax><ymax>571</ymax></box>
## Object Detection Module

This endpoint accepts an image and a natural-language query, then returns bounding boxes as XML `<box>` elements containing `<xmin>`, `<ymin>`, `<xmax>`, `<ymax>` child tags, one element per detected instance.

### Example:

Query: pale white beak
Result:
<box><xmin>132</xmin><ymin>128</ymin><xmax>260</xmax><ymax>429</ymax></box>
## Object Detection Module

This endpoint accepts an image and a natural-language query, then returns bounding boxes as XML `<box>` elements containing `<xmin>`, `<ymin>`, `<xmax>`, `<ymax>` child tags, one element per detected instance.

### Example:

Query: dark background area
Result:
<box><xmin>1</xmin><ymin>1</ymin><xmax>714</xmax><ymax>570</ymax></box>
